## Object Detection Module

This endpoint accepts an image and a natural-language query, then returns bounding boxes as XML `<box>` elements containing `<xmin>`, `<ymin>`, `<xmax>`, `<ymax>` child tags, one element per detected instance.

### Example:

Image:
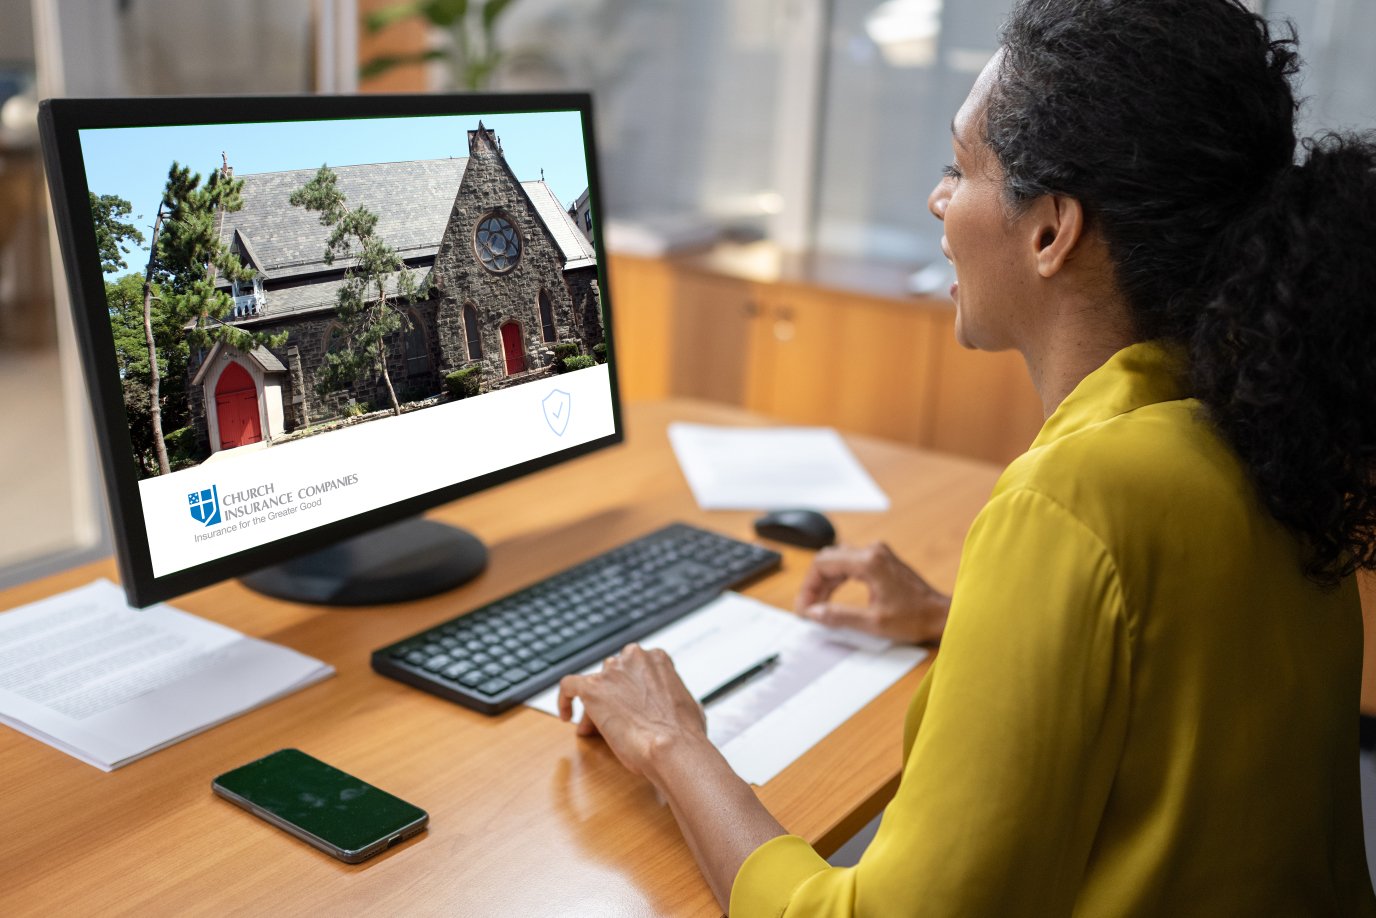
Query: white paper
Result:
<box><xmin>526</xmin><ymin>592</ymin><xmax>925</xmax><ymax>784</ymax></box>
<box><xmin>667</xmin><ymin>423</ymin><xmax>890</xmax><ymax>511</ymax></box>
<box><xmin>0</xmin><ymin>579</ymin><xmax>334</xmax><ymax>770</ymax></box>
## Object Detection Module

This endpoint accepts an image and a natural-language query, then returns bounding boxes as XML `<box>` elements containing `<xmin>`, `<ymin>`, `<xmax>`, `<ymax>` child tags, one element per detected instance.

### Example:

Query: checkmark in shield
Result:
<box><xmin>542</xmin><ymin>389</ymin><xmax>572</xmax><ymax>436</ymax></box>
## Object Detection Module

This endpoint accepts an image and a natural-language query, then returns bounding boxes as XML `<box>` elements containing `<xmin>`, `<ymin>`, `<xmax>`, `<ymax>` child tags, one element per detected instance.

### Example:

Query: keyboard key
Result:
<box><xmin>442</xmin><ymin>661</ymin><xmax>474</xmax><ymax>679</ymax></box>
<box><xmin>478</xmin><ymin>678</ymin><xmax>511</xmax><ymax>695</ymax></box>
<box><xmin>423</xmin><ymin>655</ymin><xmax>452</xmax><ymax>673</ymax></box>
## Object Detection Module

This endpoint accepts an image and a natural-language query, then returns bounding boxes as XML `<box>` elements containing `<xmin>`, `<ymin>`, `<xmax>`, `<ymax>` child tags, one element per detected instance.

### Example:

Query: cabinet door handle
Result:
<box><xmin>773</xmin><ymin>313</ymin><xmax>796</xmax><ymax>343</ymax></box>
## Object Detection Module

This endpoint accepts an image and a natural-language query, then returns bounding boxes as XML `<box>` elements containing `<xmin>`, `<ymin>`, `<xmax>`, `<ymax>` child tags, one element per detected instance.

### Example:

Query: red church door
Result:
<box><xmin>501</xmin><ymin>321</ymin><xmax>526</xmax><ymax>375</ymax></box>
<box><xmin>215</xmin><ymin>361</ymin><xmax>262</xmax><ymax>449</ymax></box>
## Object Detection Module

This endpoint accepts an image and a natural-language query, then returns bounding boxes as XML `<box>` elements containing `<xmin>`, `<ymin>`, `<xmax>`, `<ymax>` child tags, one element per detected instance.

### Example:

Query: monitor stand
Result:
<box><xmin>240</xmin><ymin>518</ymin><xmax>487</xmax><ymax>606</ymax></box>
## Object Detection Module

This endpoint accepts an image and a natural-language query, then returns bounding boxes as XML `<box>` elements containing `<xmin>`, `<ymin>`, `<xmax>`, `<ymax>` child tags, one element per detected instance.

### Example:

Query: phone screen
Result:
<box><xmin>213</xmin><ymin>748</ymin><xmax>427</xmax><ymax>859</ymax></box>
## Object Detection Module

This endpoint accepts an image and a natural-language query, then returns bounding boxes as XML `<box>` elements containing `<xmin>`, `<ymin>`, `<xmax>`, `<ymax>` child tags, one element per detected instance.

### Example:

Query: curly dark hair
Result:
<box><xmin>985</xmin><ymin>0</ymin><xmax>1376</xmax><ymax>586</ymax></box>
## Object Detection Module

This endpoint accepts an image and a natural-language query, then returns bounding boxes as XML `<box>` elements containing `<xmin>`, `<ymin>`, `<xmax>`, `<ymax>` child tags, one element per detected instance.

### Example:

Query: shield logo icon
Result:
<box><xmin>542</xmin><ymin>389</ymin><xmax>572</xmax><ymax>436</ymax></box>
<box><xmin>188</xmin><ymin>486</ymin><xmax>221</xmax><ymax>527</ymax></box>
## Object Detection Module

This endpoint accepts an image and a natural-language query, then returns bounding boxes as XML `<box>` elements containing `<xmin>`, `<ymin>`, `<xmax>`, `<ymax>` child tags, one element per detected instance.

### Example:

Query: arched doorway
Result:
<box><xmin>500</xmin><ymin>321</ymin><xmax>526</xmax><ymax>375</ymax></box>
<box><xmin>215</xmin><ymin>361</ymin><xmax>262</xmax><ymax>449</ymax></box>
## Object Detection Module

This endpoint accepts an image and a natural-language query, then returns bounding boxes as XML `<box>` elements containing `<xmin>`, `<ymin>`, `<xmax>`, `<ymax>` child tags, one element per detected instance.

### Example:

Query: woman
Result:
<box><xmin>559</xmin><ymin>0</ymin><xmax>1376</xmax><ymax>913</ymax></box>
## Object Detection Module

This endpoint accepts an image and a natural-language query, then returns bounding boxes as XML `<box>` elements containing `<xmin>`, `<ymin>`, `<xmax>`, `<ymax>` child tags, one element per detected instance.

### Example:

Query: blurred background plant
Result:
<box><xmin>362</xmin><ymin>0</ymin><xmax>517</xmax><ymax>91</ymax></box>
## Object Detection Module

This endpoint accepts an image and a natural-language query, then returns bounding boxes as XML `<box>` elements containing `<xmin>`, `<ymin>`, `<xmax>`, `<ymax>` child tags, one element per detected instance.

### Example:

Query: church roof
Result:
<box><xmin>217</xmin><ymin>159</ymin><xmax>599</xmax><ymax>323</ymax></box>
<box><xmin>521</xmin><ymin>180</ymin><xmax>597</xmax><ymax>269</ymax></box>
<box><xmin>190</xmin><ymin>341</ymin><xmax>288</xmax><ymax>386</ymax></box>
<box><xmin>218</xmin><ymin>158</ymin><xmax>470</xmax><ymax>284</ymax></box>
<box><xmin>232</xmin><ymin>265</ymin><xmax>432</xmax><ymax>326</ymax></box>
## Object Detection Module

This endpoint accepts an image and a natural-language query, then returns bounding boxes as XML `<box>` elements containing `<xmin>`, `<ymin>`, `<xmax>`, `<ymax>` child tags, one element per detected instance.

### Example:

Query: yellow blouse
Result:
<box><xmin>730</xmin><ymin>342</ymin><xmax>1375</xmax><ymax>916</ymax></box>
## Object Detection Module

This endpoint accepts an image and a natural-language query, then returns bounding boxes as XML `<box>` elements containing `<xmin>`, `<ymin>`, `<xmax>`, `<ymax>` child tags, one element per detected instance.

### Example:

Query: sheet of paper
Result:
<box><xmin>667</xmin><ymin>423</ymin><xmax>890</xmax><ymax>511</ymax></box>
<box><xmin>526</xmin><ymin>592</ymin><xmax>925</xmax><ymax>784</ymax></box>
<box><xmin>0</xmin><ymin>579</ymin><xmax>334</xmax><ymax>771</ymax></box>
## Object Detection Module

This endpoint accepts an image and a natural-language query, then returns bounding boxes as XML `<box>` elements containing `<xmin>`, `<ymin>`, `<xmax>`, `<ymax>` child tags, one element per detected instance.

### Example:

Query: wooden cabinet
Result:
<box><xmin>605</xmin><ymin>248</ymin><xmax>1046</xmax><ymax>465</ymax></box>
<box><xmin>606</xmin><ymin>255</ymin><xmax>675</xmax><ymax>400</ymax></box>
<box><xmin>744</xmin><ymin>285</ymin><xmax>938</xmax><ymax>446</ymax></box>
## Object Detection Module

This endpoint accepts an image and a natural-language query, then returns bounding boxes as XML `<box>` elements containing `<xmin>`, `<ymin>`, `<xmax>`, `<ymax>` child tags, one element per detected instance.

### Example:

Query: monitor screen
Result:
<box><xmin>40</xmin><ymin>94</ymin><xmax>622</xmax><ymax>607</ymax></box>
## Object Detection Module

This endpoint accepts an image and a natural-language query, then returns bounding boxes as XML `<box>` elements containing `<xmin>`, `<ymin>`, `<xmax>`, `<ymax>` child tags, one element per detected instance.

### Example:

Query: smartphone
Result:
<box><xmin>212</xmin><ymin>748</ymin><xmax>428</xmax><ymax>863</ymax></box>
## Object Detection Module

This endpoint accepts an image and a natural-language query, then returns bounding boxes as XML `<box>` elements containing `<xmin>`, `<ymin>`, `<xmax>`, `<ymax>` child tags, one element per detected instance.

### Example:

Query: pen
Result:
<box><xmin>699</xmin><ymin>653</ymin><xmax>781</xmax><ymax>706</ymax></box>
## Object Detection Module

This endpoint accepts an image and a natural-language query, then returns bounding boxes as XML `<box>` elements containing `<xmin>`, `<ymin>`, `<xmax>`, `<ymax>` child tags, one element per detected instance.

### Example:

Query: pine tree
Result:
<box><xmin>89</xmin><ymin>192</ymin><xmax>145</xmax><ymax>274</ymax></box>
<box><xmin>143</xmin><ymin>161</ymin><xmax>284</xmax><ymax>473</ymax></box>
<box><xmin>289</xmin><ymin>164</ymin><xmax>427</xmax><ymax>416</ymax></box>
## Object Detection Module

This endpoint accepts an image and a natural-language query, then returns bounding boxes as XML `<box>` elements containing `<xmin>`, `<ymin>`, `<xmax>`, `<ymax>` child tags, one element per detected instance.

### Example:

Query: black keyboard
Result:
<box><xmin>371</xmin><ymin>523</ymin><xmax>782</xmax><ymax>715</ymax></box>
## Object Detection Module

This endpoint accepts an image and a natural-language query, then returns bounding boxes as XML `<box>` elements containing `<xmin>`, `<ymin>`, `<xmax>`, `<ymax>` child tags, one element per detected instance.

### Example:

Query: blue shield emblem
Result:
<box><xmin>188</xmin><ymin>486</ymin><xmax>221</xmax><ymax>527</ymax></box>
<box><xmin>542</xmin><ymin>389</ymin><xmax>572</xmax><ymax>437</ymax></box>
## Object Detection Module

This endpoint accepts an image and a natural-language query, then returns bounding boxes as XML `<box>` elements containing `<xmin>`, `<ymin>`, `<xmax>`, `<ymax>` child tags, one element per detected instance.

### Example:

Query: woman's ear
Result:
<box><xmin>1032</xmin><ymin>195</ymin><xmax>1086</xmax><ymax>278</ymax></box>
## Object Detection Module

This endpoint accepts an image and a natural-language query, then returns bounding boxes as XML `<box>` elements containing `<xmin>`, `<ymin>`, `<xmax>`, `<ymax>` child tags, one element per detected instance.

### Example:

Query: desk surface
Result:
<box><xmin>0</xmin><ymin>399</ymin><xmax>1001</xmax><ymax>917</ymax></box>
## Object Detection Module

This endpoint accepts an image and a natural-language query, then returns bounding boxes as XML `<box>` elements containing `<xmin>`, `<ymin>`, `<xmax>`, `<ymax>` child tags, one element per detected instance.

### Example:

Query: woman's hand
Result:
<box><xmin>558</xmin><ymin>644</ymin><xmax>788</xmax><ymax>911</ymax></box>
<box><xmin>557</xmin><ymin>644</ymin><xmax>709</xmax><ymax>786</ymax></box>
<box><xmin>795</xmin><ymin>542</ymin><xmax>951</xmax><ymax>645</ymax></box>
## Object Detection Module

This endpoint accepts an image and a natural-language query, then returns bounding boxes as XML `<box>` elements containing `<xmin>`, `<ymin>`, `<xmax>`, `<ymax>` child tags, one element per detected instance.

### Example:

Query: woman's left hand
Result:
<box><xmin>557</xmin><ymin>644</ymin><xmax>709</xmax><ymax>785</ymax></box>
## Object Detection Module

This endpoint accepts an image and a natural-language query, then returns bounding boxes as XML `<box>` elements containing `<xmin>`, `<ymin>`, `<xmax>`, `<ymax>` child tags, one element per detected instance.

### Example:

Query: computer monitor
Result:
<box><xmin>39</xmin><ymin>93</ymin><xmax>623</xmax><ymax>608</ymax></box>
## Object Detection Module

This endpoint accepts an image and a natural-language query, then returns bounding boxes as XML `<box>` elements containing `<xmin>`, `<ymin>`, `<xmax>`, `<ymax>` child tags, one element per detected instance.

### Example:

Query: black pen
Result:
<box><xmin>699</xmin><ymin>653</ymin><xmax>781</xmax><ymax>706</ymax></box>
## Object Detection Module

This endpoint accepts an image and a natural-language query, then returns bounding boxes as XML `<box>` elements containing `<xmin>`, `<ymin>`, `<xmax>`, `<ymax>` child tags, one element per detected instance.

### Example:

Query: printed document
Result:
<box><xmin>0</xmin><ymin>579</ymin><xmax>333</xmax><ymax>770</ymax></box>
<box><xmin>668</xmin><ymin>422</ymin><xmax>890</xmax><ymax>511</ymax></box>
<box><xmin>527</xmin><ymin>592</ymin><xmax>925</xmax><ymax>784</ymax></box>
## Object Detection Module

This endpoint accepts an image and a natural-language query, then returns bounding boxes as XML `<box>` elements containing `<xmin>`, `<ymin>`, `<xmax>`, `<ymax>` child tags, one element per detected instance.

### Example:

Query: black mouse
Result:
<box><xmin>753</xmin><ymin>509</ymin><xmax>837</xmax><ymax>549</ymax></box>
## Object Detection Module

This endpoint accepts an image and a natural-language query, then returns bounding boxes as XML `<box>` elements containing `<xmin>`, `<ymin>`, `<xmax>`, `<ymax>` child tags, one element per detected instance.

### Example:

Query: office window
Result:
<box><xmin>1267</xmin><ymin>0</ymin><xmax>1376</xmax><ymax>136</ymax></box>
<box><xmin>500</xmin><ymin>0</ymin><xmax>784</xmax><ymax>230</ymax></box>
<box><xmin>497</xmin><ymin>0</ymin><xmax>1371</xmax><ymax>266</ymax></box>
<box><xmin>813</xmin><ymin>0</ymin><xmax>1007</xmax><ymax>266</ymax></box>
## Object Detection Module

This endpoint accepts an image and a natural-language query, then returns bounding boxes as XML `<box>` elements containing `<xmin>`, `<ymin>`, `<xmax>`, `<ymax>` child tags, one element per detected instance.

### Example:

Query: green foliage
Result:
<box><xmin>163</xmin><ymin>426</ymin><xmax>203</xmax><ymax>470</ymax></box>
<box><xmin>361</xmin><ymin>0</ymin><xmax>517</xmax><ymax>91</ymax></box>
<box><xmin>89</xmin><ymin>193</ymin><xmax>145</xmax><ymax>274</ymax></box>
<box><xmin>154</xmin><ymin>162</ymin><xmax>284</xmax><ymax>353</ymax></box>
<box><xmin>291</xmin><ymin>164</ymin><xmax>428</xmax><ymax>414</ymax></box>
<box><xmin>562</xmin><ymin>355</ymin><xmax>595</xmax><ymax>372</ymax></box>
<box><xmin>106</xmin><ymin>272</ymin><xmax>193</xmax><ymax>479</ymax></box>
<box><xmin>551</xmin><ymin>341</ymin><xmax>581</xmax><ymax>365</ymax></box>
<box><xmin>345</xmin><ymin>401</ymin><xmax>368</xmax><ymax>418</ymax></box>
<box><xmin>592</xmin><ymin>342</ymin><xmax>607</xmax><ymax>364</ymax></box>
<box><xmin>445</xmin><ymin>365</ymin><xmax>482</xmax><ymax>399</ymax></box>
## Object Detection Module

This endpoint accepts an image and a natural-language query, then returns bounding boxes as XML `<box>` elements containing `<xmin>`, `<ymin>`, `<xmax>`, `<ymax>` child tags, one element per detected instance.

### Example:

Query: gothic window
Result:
<box><xmin>404</xmin><ymin>310</ymin><xmax>429</xmax><ymax>376</ymax></box>
<box><xmin>538</xmin><ymin>291</ymin><xmax>556</xmax><ymax>343</ymax></box>
<box><xmin>474</xmin><ymin>213</ymin><xmax>521</xmax><ymax>273</ymax></box>
<box><xmin>325</xmin><ymin>321</ymin><xmax>344</xmax><ymax>352</ymax></box>
<box><xmin>463</xmin><ymin>304</ymin><xmax>482</xmax><ymax>360</ymax></box>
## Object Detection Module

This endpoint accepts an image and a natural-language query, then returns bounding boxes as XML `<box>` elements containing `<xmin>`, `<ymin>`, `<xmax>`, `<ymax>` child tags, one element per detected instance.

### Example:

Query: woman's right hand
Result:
<box><xmin>794</xmin><ymin>542</ymin><xmax>951</xmax><ymax>645</ymax></box>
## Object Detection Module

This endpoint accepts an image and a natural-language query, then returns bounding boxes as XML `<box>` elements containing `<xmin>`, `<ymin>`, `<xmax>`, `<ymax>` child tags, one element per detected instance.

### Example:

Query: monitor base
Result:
<box><xmin>239</xmin><ymin>518</ymin><xmax>487</xmax><ymax>606</ymax></box>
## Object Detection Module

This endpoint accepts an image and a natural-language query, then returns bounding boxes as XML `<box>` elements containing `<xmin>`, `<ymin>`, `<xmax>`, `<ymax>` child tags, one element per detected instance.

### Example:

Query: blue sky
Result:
<box><xmin>80</xmin><ymin>109</ymin><xmax>589</xmax><ymax>278</ymax></box>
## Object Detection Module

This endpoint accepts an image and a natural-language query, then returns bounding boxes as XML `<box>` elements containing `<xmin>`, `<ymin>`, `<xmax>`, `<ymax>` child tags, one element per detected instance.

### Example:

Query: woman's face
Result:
<box><xmin>927</xmin><ymin>54</ymin><xmax>1036</xmax><ymax>353</ymax></box>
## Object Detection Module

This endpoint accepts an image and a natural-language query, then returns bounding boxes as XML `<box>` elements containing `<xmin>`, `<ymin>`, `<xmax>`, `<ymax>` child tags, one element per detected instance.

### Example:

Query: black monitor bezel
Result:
<box><xmin>39</xmin><ymin>92</ymin><xmax>625</xmax><ymax>608</ymax></box>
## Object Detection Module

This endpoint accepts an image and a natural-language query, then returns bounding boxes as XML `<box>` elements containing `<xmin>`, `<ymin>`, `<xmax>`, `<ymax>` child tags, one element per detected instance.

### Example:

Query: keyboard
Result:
<box><xmin>371</xmin><ymin>523</ymin><xmax>782</xmax><ymax>715</ymax></box>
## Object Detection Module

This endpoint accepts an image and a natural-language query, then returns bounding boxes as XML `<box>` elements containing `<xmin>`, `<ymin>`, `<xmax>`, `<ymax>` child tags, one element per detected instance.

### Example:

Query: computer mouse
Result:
<box><xmin>753</xmin><ymin>509</ymin><xmax>837</xmax><ymax>550</ymax></box>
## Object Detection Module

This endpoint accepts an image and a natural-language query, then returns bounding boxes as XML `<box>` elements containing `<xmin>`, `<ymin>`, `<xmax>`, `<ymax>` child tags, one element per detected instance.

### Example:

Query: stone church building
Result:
<box><xmin>186</xmin><ymin>123</ymin><xmax>602</xmax><ymax>455</ymax></box>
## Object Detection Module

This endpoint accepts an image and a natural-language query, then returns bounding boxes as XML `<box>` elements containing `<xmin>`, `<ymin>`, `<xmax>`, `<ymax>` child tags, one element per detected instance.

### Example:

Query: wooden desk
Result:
<box><xmin>0</xmin><ymin>400</ymin><xmax>1001</xmax><ymax>916</ymax></box>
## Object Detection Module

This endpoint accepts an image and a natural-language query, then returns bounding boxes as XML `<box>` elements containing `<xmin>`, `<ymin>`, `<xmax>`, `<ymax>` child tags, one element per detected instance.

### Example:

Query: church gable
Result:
<box><xmin>430</xmin><ymin>124</ymin><xmax>583</xmax><ymax>382</ymax></box>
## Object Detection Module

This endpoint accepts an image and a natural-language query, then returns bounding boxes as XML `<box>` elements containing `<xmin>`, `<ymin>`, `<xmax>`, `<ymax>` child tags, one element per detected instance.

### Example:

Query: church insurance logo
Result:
<box><xmin>188</xmin><ymin>486</ymin><xmax>222</xmax><ymax>527</ymax></box>
<box><xmin>88</xmin><ymin>115</ymin><xmax>605</xmax><ymax>485</ymax></box>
